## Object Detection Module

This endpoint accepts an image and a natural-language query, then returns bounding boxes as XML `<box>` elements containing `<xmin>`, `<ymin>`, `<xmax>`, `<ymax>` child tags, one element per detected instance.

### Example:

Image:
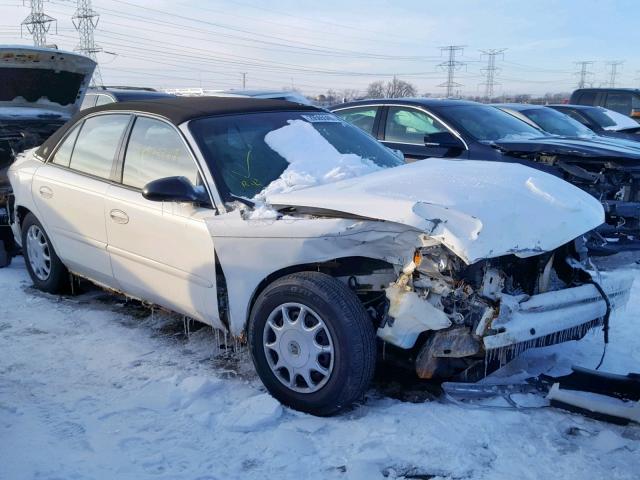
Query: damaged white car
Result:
<box><xmin>7</xmin><ymin>97</ymin><xmax>633</xmax><ymax>415</ymax></box>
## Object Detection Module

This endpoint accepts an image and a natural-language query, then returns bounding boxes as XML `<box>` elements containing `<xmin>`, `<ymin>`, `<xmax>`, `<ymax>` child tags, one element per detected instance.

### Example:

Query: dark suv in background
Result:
<box><xmin>570</xmin><ymin>88</ymin><xmax>640</xmax><ymax>121</ymax></box>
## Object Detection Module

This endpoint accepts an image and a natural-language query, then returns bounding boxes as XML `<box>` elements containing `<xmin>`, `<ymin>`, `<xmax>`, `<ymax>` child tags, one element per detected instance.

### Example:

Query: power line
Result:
<box><xmin>72</xmin><ymin>0</ymin><xmax>103</xmax><ymax>85</ymax></box>
<box><xmin>479</xmin><ymin>48</ymin><xmax>506</xmax><ymax>100</ymax></box>
<box><xmin>21</xmin><ymin>0</ymin><xmax>56</xmax><ymax>47</ymax></box>
<box><xmin>574</xmin><ymin>60</ymin><xmax>594</xmax><ymax>89</ymax></box>
<box><xmin>438</xmin><ymin>45</ymin><xmax>465</xmax><ymax>97</ymax></box>
<box><xmin>606</xmin><ymin>60</ymin><xmax>624</xmax><ymax>87</ymax></box>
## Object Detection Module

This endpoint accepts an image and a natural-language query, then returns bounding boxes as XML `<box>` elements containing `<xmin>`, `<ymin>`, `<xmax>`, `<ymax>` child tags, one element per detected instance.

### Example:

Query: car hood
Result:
<box><xmin>0</xmin><ymin>46</ymin><xmax>95</xmax><ymax>116</ymax></box>
<box><xmin>266</xmin><ymin>159</ymin><xmax>604</xmax><ymax>264</ymax></box>
<box><xmin>490</xmin><ymin>136</ymin><xmax>640</xmax><ymax>163</ymax></box>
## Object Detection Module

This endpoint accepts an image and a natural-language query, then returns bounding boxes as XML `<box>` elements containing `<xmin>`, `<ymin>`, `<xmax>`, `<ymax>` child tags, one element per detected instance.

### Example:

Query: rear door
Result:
<box><xmin>31</xmin><ymin>113</ymin><xmax>131</xmax><ymax>286</ymax></box>
<box><xmin>104</xmin><ymin>115</ymin><xmax>218</xmax><ymax>322</ymax></box>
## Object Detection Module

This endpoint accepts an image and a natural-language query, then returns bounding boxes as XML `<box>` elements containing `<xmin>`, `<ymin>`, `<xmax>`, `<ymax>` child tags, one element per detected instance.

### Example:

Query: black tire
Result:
<box><xmin>21</xmin><ymin>213</ymin><xmax>68</xmax><ymax>293</ymax></box>
<box><xmin>0</xmin><ymin>240</ymin><xmax>10</xmax><ymax>268</ymax></box>
<box><xmin>248</xmin><ymin>271</ymin><xmax>376</xmax><ymax>416</ymax></box>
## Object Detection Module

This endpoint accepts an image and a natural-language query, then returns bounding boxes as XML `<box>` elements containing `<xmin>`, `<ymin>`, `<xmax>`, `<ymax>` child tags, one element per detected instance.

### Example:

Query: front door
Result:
<box><xmin>104</xmin><ymin>115</ymin><xmax>218</xmax><ymax>323</ymax></box>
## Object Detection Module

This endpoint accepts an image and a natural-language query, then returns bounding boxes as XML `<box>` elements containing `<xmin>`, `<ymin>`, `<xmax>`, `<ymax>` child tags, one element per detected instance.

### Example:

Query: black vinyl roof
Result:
<box><xmin>37</xmin><ymin>96</ymin><xmax>320</xmax><ymax>159</ymax></box>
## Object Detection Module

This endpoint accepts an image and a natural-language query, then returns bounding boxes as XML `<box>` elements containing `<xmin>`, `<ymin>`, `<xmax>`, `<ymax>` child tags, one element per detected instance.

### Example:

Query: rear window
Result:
<box><xmin>575</xmin><ymin>91</ymin><xmax>597</xmax><ymax>106</ymax></box>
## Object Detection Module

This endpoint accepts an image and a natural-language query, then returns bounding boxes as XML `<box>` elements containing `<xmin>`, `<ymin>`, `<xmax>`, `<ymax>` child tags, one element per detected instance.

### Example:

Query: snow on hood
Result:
<box><xmin>266</xmin><ymin>159</ymin><xmax>605</xmax><ymax>264</ymax></box>
<box><xmin>256</xmin><ymin>119</ymin><xmax>383</xmax><ymax>199</ymax></box>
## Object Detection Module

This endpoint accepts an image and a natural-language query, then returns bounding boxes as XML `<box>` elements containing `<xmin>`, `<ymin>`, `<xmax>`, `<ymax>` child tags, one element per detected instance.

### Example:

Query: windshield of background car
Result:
<box><xmin>585</xmin><ymin>108</ymin><xmax>640</xmax><ymax>131</ymax></box>
<box><xmin>189</xmin><ymin>111</ymin><xmax>403</xmax><ymax>199</ymax></box>
<box><xmin>442</xmin><ymin>104</ymin><xmax>544</xmax><ymax>142</ymax></box>
<box><xmin>521</xmin><ymin>108</ymin><xmax>595</xmax><ymax>137</ymax></box>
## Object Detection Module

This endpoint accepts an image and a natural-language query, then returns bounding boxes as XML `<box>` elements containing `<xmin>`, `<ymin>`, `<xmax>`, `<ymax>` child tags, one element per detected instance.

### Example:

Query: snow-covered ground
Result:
<box><xmin>1</xmin><ymin>257</ymin><xmax>638</xmax><ymax>480</ymax></box>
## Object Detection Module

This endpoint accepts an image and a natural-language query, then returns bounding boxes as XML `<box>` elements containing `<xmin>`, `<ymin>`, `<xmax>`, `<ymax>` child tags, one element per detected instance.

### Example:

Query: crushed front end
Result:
<box><xmin>377</xmin><ymin>241</ymin><xmax>633</xmax><ymax>381</ymax></box>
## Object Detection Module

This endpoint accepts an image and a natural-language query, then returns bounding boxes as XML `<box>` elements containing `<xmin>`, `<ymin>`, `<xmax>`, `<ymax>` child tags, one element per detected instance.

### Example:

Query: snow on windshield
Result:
<box><xmin>255</xmin><ymin>119</ymin><xmax>382</xmax><ymax>200</ymax></box>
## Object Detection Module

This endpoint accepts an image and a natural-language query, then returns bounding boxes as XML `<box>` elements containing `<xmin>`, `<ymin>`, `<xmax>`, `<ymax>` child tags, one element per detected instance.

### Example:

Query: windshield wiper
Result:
<box><xmin>229</xmin><ymin>193</ymin><xmax>255</xmax><ymax>208</ymax></box>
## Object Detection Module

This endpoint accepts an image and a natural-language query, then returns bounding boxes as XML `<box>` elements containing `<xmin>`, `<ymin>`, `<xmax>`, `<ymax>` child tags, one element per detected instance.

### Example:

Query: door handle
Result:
<box><xmin>38</xmin><ymin>186</ymin><xmax>53</xmax><ymax>199</ymax></box>
<box><xmin>109</xmin><ymin>209</ymin><xmax>129</xmax><ymax>224</ymax></box>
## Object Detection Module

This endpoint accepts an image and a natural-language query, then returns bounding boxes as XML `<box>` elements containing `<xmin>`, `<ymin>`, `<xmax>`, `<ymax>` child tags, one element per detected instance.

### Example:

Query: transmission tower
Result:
<box><xmin>72</xmin><ymin>0</ymin><xmax>103</xmax><ymax>86</ymax></box>
<box><xmin>479</xmin><ymin>49</ymin><xmax>506</xmax><ymax>100</ymax></box>
<box><xmin>438</xmin><ymin>45</ymin><xmax>465</xmax><ymax>97</ymax></box>
<box><xmin>574</xmin><ymin>61</ymin><xmax>594</xmax><ymax>89</ymax></box>
<box><xmin>606</xmin><ymin>61</ymin><xmax>624</xmax><ymax>88</ymax></box>
<box><xmin>21</xmin><ymin>0</ymin><xmax>56</xmax><ymax>47</ymax></box>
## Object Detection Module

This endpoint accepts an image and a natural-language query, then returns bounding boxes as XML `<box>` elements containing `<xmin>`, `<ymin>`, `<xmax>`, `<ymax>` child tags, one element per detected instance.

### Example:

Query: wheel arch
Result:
<box><xmin>238</xmin><ymin>255</ymin><xmax>395</xmax><ymax>337</ymax></box>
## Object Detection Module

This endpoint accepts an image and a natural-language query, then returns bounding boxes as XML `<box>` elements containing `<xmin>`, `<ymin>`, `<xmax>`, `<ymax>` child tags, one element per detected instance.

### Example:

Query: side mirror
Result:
<box><xmin>142</xmin><ymin>176</ymin><xmax>209</xmax><ymax>203</ymax></box>
<box><xmin>424</xmin><ymin>132</ymin><xmax>465</xmax><ymax>150</ymax></box>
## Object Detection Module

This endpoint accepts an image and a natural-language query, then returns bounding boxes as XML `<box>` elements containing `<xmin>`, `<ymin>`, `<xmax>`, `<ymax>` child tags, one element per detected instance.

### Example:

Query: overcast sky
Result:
<box><xmin>1</xmin><ymin>0</ymin><xmax>638</xmax><ymax>96</ymax></box>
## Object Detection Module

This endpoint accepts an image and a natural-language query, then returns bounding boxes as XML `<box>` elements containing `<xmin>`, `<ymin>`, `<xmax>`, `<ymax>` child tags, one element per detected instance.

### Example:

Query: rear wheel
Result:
<box><xmin>248</xmin><ymin>272</ymin><xmax>376</xmax><ymax>416</ymax></box>
<box><xmin>21</xmin><ymin>213</ymin><xmax>68</xmax><ymax>293</ymax></box>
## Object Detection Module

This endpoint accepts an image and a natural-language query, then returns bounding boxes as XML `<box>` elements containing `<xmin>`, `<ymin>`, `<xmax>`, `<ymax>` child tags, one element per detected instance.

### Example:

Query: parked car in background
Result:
<box><xmin>80</xmin><ymin>86</ymin><xmax>174</xmax><ymax>110</ymax></box>
<box><xmin>331</xmin><ymin>98</ymin><xmax>640</xmax><ymax>254</ymax></box>
<box><xmin>570</xmin><ymin>88</ymin><xmax>640</xmax><ymax>120</ymax></box>
<box><xmin>548</xmin><ymin>104</ymin><xmax>640</xmax><ymax>141</ymax></box>
<box><xmin>1</xmin><ymin>45</ymin><xmax>95</xmax><ymax>267</ymax></box>
<box><xmin>8</xmin><ymin>97</ymin><xmax>632</xmax><ymax>415</ymax></box>
<box><xmin>204</xmin><ymin>89</ymin><xmax>312</xmax><ymax>105</ymax></box>
<box><xmin>494</xmin><ymin>103</ymin><xmax>640</xmax><ymax>149</ymax></box>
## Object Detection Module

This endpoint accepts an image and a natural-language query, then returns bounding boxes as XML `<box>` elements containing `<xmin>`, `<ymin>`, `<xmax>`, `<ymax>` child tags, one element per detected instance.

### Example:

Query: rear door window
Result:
<box><xmin>122</xmin><ymin>116</ymin><xmax>198</xmax><ymax>189</ymax></box>
<box><xmin>575</xmin><ymin>91</ymin><xmax>596</xmax><ymax>106</ymax></box>
<box><xmin>95</xmin><ymin>94</ymin><xmax>115</xmax><ymax>107</ymax></box>
<box><xmin>333</xmin><ymin>106</ymin><xmax>379</xmax><ymax>135</ymax></box>
<box><xmin>69</xmin><ymin>114</ymin><xmax>131</xmax><ymax>179</ymax></box>
<box><xmin>605</xmin><ymin>92</ymin><xmax>633</xmax><ymax>115</ymax></box>
<box><xmin>80</xmin><ymin>94</ymin><xmax>97</xmax><ymax>110</ymax></box>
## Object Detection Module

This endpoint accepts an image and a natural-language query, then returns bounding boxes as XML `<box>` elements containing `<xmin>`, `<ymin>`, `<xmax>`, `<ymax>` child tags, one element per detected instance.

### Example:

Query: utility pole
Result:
<box><xmin>438</xmin><ymin>45</ymin><xmax>465</xmax><ymax>98</ymax></box>
<box><xmin>73</xmin><ymin>0</ymin><xmax>103</xmax><ymax>86</ymax></box>
<box><xmin>479</xmin><ymin>48</ymin><xmax>506</xmax><ymax>101</ymax></box>
<box><xmin>574</xmin><ymin>61</ymin><xmax>594</xmax><ymax>89</ymax></box>
<box><xmin>241</xmin><ymin>72</ymin><xmax>246</xmax><ymax>89</ymax></box>
<box><xmin>21</xmin><ymin>0</ymin><xmax>56</xmax><ymax>47</ymax></box>
<box><xmin>606</xmin><ymin>61</ymin><xmax>624</xmax><ymax>88</ymax></box>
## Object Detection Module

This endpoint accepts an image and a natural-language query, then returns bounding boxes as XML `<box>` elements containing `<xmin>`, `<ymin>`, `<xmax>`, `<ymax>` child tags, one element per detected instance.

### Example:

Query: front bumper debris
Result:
<box><xmin>482</xmin><ymin>272</ymin><xmax>632</xmax><ymax>364</ymax></box>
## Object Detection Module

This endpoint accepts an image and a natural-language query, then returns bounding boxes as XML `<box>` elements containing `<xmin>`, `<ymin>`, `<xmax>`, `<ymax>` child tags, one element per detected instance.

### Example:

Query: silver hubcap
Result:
<box><xmin>263</xmin><ymin>303</ymin><xmax>335</xmax><ymax>393</ymax></box>
<box><xmin>26</xmin><ymin>225</ymin><xmax>51</xmax><ymax>281</ymax></box>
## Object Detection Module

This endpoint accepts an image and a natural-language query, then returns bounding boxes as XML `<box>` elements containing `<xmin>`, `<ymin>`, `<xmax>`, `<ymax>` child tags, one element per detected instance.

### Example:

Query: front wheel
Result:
<box><xmin>21</xmin><ymin>213</ymin><xmax>68</xmax><ymax>293</ymax></box>
<box><xmin>248</xmin><ymin>272</ymin><xmax>376</xmax><ymax>416</ymax></box>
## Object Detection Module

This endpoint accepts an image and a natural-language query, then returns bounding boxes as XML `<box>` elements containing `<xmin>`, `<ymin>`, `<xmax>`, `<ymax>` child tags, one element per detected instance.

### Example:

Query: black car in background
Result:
<box><xmin>494</xmin><ymin>103</ymin><xmax>640</xmax><ymax>149</ymax></box>
<box><xmin>570</xmin><ymin>88</ymin><xmax>640</xmax><ymax>120</ymax></box>
<box><xmin>548</xmin><ymin>104</ymin><xmax>640</xmax><ymax>141</ymax></box>
<box><xmin>331</xmin><ymin>98</ymin><xmax>640</xmax><ymax>254</ymax></box>
<box><xmin>80</xmin><ymin>86</ymin><xmax>174</xmax><ymax>110</ymax></box>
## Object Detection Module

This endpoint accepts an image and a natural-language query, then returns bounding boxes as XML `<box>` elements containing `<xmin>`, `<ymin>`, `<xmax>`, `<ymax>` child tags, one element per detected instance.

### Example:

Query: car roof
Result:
<box><xmin>547</xmin><ymin>104</ymin><xmax>602</xmax><ymax>111</ymax></box>
<box><xmin>331</xmin><ymin>98</ymin><xmax>480</xmax><ymax>110</ymax></box>
<box><xmin>36</xmin><ymin>96</ymin><xmax>320</xmax><ymax>158</ymax></box>
<box><xmin>573</xmin><ymin>88</ymin><xmax>640</xmax><ymax>94</ymax></box>
<box><xmin>492</xmin><ymin>103</ymin><xmax>546</xmax><ymax>111</ymax></box>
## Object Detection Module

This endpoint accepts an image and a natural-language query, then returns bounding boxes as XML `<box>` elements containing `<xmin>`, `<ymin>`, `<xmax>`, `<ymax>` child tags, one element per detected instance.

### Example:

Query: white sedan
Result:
<box><xmin>8</xmin><ymin>96</ymin><xmax>632</xmax><ymax>415</ymax></box>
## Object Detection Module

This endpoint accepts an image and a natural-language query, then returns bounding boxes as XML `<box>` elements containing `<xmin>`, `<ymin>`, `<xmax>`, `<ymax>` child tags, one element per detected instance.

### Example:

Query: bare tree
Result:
<box><xmin>385</xmin><ymin>77</ymin><xmax>417</xmax><ymax>97</ymax></box>
<box><xmin>366</xmin><ymin>78</ymin><xmax>417</xmax><ymax>98</ymax></box>
<box><xmin>366</xmin><ymin>81</ymin><xmax>386</xmax><ymax>99</ymax></box>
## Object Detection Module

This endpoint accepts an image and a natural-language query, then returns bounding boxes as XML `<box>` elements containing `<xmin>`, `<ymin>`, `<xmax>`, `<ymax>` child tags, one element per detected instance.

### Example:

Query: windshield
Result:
<box><xmin>584</xmin><ymin>108</ymin><xmax>640</xmax><ymax>131</ymax></box>
<box><xmin>190</xmin><ymin>111</ymin><xmax>403</xmax><ymax>200</ymax></box>
<box><xmin>520</xmin><ymin>107</ymin><xmax>595</xmax><ymax>137</ymax></box>
<box><xmin>443</xmin><ymin>104</ymin><xmax>543</xmax><ymax>142</ymax></box>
